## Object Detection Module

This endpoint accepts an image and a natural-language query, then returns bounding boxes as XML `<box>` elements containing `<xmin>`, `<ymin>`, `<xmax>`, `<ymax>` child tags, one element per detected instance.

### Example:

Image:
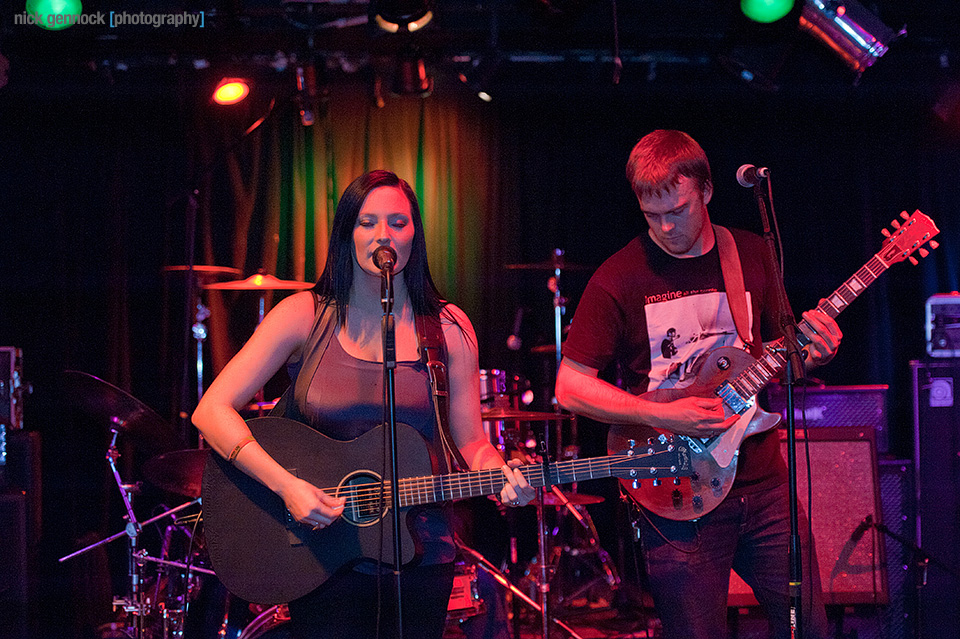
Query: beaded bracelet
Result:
<box><xmin>228</xmin><ymin>435</ymin><xmax>256</xmax><ymax>463</ymax></box>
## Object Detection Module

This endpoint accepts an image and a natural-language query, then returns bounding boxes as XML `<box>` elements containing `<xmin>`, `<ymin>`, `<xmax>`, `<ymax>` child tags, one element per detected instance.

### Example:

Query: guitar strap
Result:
<box><xmin>714</xmin><ymin>224</ymin><xmax>755</xmax><ymax>353</ymax></box>
<box><xmin>416</xmin><ymin>311</ymin><xmax>470</xmax><ymax>473</ymax></box>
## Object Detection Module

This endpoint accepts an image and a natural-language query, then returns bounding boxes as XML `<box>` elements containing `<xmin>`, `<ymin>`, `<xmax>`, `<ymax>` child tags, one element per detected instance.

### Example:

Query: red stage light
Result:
<box><xmin>213</xmin><ymin>78</ymin><xmax>250</xmax><ymax>105</ymax></box>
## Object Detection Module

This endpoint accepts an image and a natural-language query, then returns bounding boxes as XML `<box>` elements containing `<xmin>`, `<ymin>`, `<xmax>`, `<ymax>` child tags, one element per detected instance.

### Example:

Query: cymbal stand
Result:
<box><xmin>546</xmin><ymin>249</ymin><xmax>576</xmax><ymax>454</ymax></box>
<box><xmin>192</xmin><ymin>296</ymin><xmax>210</xmax><ymax>404</ymax></box>
<box><xmin>107</xmin><ymin>424</ymin><xmax>146</xmax><ymax>638</ymax></box>
<box><xmin>548</xmin><ymin>249</ymin><xmax>565</xmax><ymax>407</ymax></box>
<box><xmin>59</xmin><ymin>423</ymin><xmax>203</xmax><ymax>639</ymax></box>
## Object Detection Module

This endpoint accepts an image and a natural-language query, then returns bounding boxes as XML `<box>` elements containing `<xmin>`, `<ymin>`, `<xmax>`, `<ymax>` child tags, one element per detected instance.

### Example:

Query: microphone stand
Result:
<box><xmin>751</xmin><ymin>176</ymin><xmax>807</xmax><ymax>638</ymax></box>
<box><xmin>380</xmin><ymin>261</ymin><xmax>404</xmax><ymax>639</ymax></box>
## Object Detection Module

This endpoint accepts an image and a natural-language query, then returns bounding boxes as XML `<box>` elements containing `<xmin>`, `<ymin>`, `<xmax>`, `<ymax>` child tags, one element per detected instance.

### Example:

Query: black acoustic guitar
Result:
<box><xmin>609</xmin><ymin>210</ymin><xmax>939</xmax><ymax>521</ymax></box>
<box><xmin>202</xmin><ymin>416</ymin><xmax>692</xmax><ymax>604</ymax></box>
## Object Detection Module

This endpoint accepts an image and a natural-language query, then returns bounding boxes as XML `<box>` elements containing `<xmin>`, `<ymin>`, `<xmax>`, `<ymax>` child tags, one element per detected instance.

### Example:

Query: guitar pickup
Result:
<box><xmin>680</xmin><ymin>436</ymin><xmax>704</xmax><ymax>454</ymax></box>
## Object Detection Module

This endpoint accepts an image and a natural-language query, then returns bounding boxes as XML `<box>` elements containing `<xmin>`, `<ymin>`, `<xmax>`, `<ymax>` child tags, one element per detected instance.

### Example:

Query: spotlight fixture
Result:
<box><xmin>373</xmin><ymin>0</ymin><xmax>433</xmax><ymax>33</ymax></box>
<box><xmin>799</xmin><ymin>0</ymin><xmax>904</xmax><ymax>76</ymax></box>
<box><xmin>741</xmin><ymin>0</ymin><xmax>796</xmax><ymax>24</ymax></box>
<box><xmin>25</xmin><ymin>0</ymin><xmax>83</xmax><ymax>31</ymax></box>
<box><xmin>212</xmin><ymin>78</ymin><xmax>251</xmax><ymax>105</ymax></box>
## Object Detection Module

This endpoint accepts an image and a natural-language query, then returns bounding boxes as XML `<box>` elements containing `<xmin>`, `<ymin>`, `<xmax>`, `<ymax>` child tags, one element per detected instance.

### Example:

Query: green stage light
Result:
<box><xmin>25</xmin><ymin>0</ymin><xmax>83</xmax><ymax>31</ymax></box>
<box><xmin>741</xmin><ymin>0</ymin><xmax>794</xmax><ymax>23</ymax></box>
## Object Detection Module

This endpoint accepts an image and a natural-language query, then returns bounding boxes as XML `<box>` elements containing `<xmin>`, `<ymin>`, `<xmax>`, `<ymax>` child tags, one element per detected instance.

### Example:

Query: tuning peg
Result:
<box><xmin>901</xmin><ymin>211</ymin><xmax>911</xmax><ymax>220</ymax></box>
<box><xmin>891</xmin><ymin>219</ymin><xmax>902</xmax><ymax>229</ymax></box>
<box><xmin>919</xmin><ymin>248</ymin><xmax>930</xmax><ymax>258</ymax></box>
<box><xmin>881</xmin><ymin>228</ymin><xmax>892</xmax><ymax>238</ymax></box>
<box><xmin>673</xmin><ymin>477</ymin><xmax>681</xmax><ymax>485</ymax></box>
<box><xmin>652</xmin><ymin>478</ymin><xmax>661</xmax><ymax>487</ymax></box>
<box><xmin>632</xmin><ymin>479</ymin><xmax>639</xmax><ymax>490</ymax></box>
<box><xmin>930</xmin><ymin>240</ymin><xmax>940</xmax><ymax>250</ymax></box>
<box><xmin>909</xmin><ymin>256</ymin><xmax>919</xmax><ymax>266</ymax></box>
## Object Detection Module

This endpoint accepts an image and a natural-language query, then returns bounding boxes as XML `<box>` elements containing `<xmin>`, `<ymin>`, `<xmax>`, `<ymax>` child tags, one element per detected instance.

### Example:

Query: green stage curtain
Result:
<box><xmin>194</xmin><ymin>85</ymin><xmax>504</xmax><ymax>378</ymax></box>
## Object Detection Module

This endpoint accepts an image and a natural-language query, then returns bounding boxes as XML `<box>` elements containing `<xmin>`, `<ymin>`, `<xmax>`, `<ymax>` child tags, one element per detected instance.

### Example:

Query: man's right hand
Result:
<box><xmin>643</xmin><ymin>395</ymin><xmax>738</xmax><ymax>437</ymax></box>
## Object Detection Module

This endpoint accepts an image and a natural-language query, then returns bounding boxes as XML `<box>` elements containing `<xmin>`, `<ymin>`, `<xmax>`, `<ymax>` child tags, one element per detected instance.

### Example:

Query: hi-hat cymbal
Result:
<box><xmin>542</xmin><ymin>492</ymin><xmax>604</xmax><ymax>506</ymax></box>
<box><xmin>481</xmin><ymin>408</ymin><xmax>573</xmax><ymax>422</ymax></box>
<box><xmin>505</xmin><ymin>259</ymin><xmax>593</xmax><ymax>272</ymax></box>
<box><xmin>530</xmin><ymin>343</ymin><xmax>557</xmax><ymax>355</ymax></box>
<box><xmin>203</xmin><ymin>273</ymin><xmax>315</xmax><ymax>291</ymax></box>
<box><xmin>64</xmin><ymin>370</ymin><xmax>184</xmax><ymax>456</ymax></box>
<box><xmin>162</xmin><ymin>265</ymin><xmax>242</xmax><ymax>281</ymax></box>
<box><xmin>144</xmin><ymin>448</ymin><xmax>209</xmax><ymax>498</ymax></box>
<box><xmin>241</xmin><ymin>400</ymin><xmax>278</xmax><ymax>413</ymax></box>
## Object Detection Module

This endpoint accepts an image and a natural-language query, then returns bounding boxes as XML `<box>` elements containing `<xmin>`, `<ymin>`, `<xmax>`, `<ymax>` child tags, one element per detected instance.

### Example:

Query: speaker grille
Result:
<box><xmin>729</xmin><ymin>428</ymin><xmax>887</xmax><ymax>607</ymax></box>
<box><xmin>766</xmin><ymin>384</ymin><xmax>889</xmax><ymax>452</ymax></box>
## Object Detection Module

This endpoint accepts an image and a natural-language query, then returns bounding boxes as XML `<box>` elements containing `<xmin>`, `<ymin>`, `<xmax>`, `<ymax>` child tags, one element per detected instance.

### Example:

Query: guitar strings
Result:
<box><xmin>319</xmin><ymin>453</ymin><xmax>678</xmax><ymax>509</ymax></box>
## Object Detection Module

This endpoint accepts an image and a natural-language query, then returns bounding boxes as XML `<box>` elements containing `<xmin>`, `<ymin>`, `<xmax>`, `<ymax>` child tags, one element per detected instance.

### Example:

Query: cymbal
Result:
<box><xmin>241</xmin><ymin>400</ymin><xmax>278</xmax><ymax>412</ymax></box>
<box><xmin>542</xmin><ymin>492</ymin><xmax>604</xmax><ymax>506</ymax></box>
<box><xmin>481</xmin><ymin>408</ymin><xmax>573</xmax><ymax>422</ymax></box>
<box><xmin>530</xmin><ymin>343</ymin><xmax>557</xmax><ymax>355</ymax></box>
<box><xmin>505</xmin><ymin>259</ymin><xmax>593</xmax><ymax>272</ymax></box>
<box><xmin>64</xmin><ymin>370</ymin><xmax>184</xmax><ymax>455</ymax></box>
<box><xmin>144</xmin><ymin>448</ymin><xmax>209</xmax><ymax>498</ymax></box>
<box><xmin>203</xmin><ymin>273</ymin><xmax>315</xmax><ymax>291</ymax></box>
<box><xmin>162</xmin><ymin>265</ymin><xmax>242</xmax><ymax>281</ymax></box>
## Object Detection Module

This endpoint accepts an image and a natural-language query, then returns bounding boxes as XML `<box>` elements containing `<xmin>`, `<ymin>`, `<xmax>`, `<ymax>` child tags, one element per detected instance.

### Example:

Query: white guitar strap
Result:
<box><xmin>713</xmin><ymin>224</ymin><xmax>755</xmax><ymax>353</ymax></box>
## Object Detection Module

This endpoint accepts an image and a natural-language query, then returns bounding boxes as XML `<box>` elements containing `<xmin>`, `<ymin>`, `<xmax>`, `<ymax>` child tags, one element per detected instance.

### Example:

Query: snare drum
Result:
<box><xmin>480</xmin><ymin>369</ymin><xmax>534</xmax><ymax>451</ymax></box>
<box><xmin>237</xmin><ymin>604</ymin><xmax>292</xmax><ymax>639</ymax></box>
<box><xmin>480</xmin><ymin>369</ymin><xmax>511</xmax><ymax>408</ymax></box>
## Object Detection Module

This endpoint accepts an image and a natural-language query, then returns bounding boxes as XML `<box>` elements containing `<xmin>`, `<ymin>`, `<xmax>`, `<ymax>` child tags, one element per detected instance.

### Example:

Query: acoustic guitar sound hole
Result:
<box><xmin>340</xmin><ymin>471</ymin><xmax>388</xmax><ymax>526</ymax></box>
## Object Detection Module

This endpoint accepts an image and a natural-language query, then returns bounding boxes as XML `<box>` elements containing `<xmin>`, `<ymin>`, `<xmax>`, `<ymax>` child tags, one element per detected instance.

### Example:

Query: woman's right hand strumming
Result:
<box><xmin>277</xmin><ymin>476</ymin><xmax>346</xmax><ymax>530</ymax></box>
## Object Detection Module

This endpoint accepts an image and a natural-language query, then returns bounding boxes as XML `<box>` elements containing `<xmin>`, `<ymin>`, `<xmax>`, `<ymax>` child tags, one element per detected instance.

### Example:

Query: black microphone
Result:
<box><xmin>373</xmin><ymin>246</ymin><xmax>397</xmax><ymax>272</ymax></box>
<box><xmin>850</xmin><ymin>514</ymin><xmax>873</xmax><ymax>543</ymax></box>
<box><xmin>736</xmin><ymin>164</ymin><xmax>770</xmax><ymax>188</ymax></box>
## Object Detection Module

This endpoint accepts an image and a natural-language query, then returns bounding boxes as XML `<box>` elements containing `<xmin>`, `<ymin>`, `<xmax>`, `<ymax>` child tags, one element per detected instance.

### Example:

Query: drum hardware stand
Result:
<box><xmin>849</xmin><ymin>514</ymin><xmax>960</xmax><ymax>639</ymax></box>
<box><xmin>456</xmin><ymin>538</ymin><xmax>586</xmax><ymax>639</ymax></box>
<box><xmin>544</xmin><ymin>509</ymin><xmax>620</xmax><ymax>613</ymax></box>
<box><xmin>59</xmin><ymin>426</ymin><xmax>202</xmax><ymax>639</ymax></box>
<box><xmin>192</xmin><ymin>299</ymin><xmax>211</xmax><ymax>405</ymax></box>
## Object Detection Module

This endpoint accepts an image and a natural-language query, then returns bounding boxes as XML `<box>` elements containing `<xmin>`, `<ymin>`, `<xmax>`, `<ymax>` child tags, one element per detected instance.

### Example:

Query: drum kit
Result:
<box><xmin>58</xmin><ymin>253</ymin><xmax>616</xmax><ymax>639</ymax></box>
<box><xmin>59</xmin><ymin>268</ymin><xmax>315</xmax><ymax>639</ymax></box>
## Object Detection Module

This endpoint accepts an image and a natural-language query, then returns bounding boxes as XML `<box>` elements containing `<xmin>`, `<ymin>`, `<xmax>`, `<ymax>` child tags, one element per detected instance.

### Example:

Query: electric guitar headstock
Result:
<box><xmin>878</xmin><ymin>210</ymin><xmax>940</xmax><ymax>266</ymax></box>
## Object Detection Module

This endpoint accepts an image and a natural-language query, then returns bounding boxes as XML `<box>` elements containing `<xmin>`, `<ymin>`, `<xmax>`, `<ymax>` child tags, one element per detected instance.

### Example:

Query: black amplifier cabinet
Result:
<box><xmin>911</xmin><ymin>361</ymin><xmax>960</xmax><ymax>639</ymax></box>
<box><xmin>926</xmin><ymin>293</ymin><xmax>960</xmax><ymax>358</ymax></box>
<box><xmin>0</xmin><ymin>347</ymin><xmax>23</xmax><ymax>431</ymax></box>
<box><xmin>766</xmin><ymin>384</ymin><xmax>889</xmax><ymax>453</ymax></box>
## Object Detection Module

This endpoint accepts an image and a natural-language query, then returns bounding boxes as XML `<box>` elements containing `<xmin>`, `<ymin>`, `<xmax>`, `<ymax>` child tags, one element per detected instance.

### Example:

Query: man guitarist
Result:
<box><xmin>555</xmin><ymin>130</ymin><xmax>842</xmax><ymax>639</ymax></box>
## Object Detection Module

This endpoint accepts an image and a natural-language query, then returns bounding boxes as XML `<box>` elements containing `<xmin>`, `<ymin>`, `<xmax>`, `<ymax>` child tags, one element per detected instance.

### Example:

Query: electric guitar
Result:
<box><xmin>202</xmin><ymin>416</ymin><xmax>693</xmax><ymax>604</ymax></box>
<box><xmin>608</xmin><ymin>210</ymin><xmax>939</xmax><ymax>521</ymax></box>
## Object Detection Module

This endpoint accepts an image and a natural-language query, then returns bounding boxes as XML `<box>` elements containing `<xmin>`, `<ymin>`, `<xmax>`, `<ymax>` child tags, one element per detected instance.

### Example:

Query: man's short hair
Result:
<box><xmin>626</xmin><ymin>130</ymin><xmax>712</xmax><ymax>200</ymax></box>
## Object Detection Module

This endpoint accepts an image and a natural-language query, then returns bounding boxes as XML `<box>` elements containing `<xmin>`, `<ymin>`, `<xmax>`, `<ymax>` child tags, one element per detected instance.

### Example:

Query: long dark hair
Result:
<box><xmin>314</xmin><ymin>170</ymin><xmax>444</xmax><ymax>322</ymax></box>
